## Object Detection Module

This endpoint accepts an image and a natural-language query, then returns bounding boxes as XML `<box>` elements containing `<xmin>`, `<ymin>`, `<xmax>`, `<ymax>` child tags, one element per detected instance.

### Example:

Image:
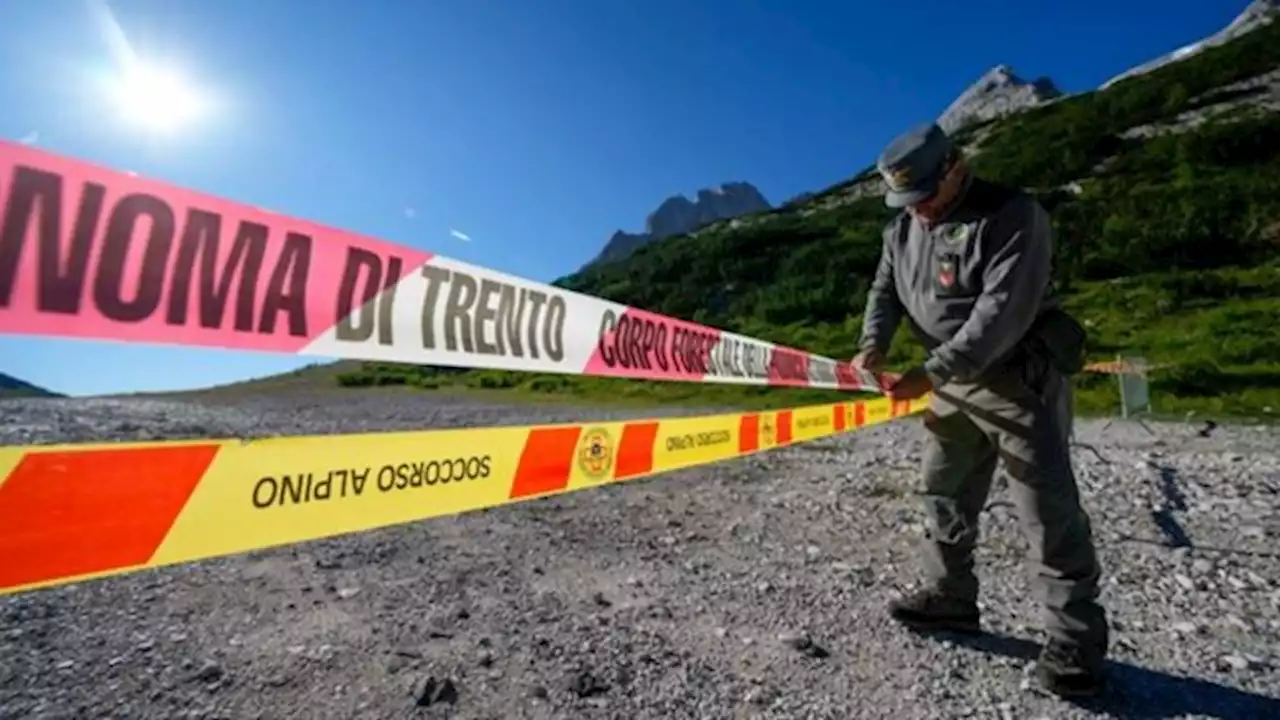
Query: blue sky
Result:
<box><xmin>0</xmin><ymin>0</ymin><xmax>1245</xmax><ymax>396</ymax></box>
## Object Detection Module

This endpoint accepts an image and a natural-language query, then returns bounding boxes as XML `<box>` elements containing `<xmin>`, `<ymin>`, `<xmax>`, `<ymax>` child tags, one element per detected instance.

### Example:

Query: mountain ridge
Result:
<box><xmin>1102</xmin><ymin>0</ymin><xmax>1279</xmax><ymax>88</ymax></box>
<box><xmin>329</xmin><ymin>5</ymin><xmax>1280</xmax><ymax>419</ymax></box>
<box><xmin>579</xmin><ymin>4</ymin><xmax>1275</xmax><ymax>271</ymax></box>
<box><xmin>172</xmin><ymin>1</ymin><xmax>1280</xmax><ymax>422</ymax></box>
<box><xmin>585</xmin><ymin>181</ymin><xmax>771</xmax><ymax>269</ymax></box>
<box><xmin>0</xmin><ymin>372</ymin><xmax>62</xmax><ymax>399</ymax></box>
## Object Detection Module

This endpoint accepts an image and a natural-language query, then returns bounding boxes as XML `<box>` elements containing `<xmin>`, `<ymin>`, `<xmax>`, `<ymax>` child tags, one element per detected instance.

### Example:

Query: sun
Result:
<box><xmin>111</xmin><ymin>62</ymin><xmax>208</xmax><ymax>135</ymax></box>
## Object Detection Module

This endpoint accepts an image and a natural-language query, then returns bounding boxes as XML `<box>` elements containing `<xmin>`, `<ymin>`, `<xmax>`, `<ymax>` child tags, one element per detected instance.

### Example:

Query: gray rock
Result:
<box><xmin>190</xmin><ymin>662</ymin><xmax>223</xmax><ymax>684</ymax></box>
<box><xmin>937</xmin><ymin>65</ymin><xmax>1063</xmax><ymax>134</ymax></box>
<box><xmin>414</xmin><ymin>676</ymin><xmax>458</xmax><ymax>707</ymax></box>
<box><xmin>1220</xmin><ymin>654</ymin><xmax>1251</xmax><ymax>672</ymax></box>
<box><xmin>2</xmin><ymin>393</ymin><xmax>1279</xmax><ymax>718</ymax></box>
<box><xmin>586</xmin><ymin>182</ymin><xmax>771</xmax><ymax>267</ymax></box>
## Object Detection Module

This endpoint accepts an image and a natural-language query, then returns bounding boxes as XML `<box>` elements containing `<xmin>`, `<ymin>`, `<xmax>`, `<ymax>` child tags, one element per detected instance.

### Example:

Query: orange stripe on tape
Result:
<box><xmin>854</xmin><ymin>402</ymin><xmax>866</xmax><ymax>427</ymax></box>
<box><xmin>833</xmin><ymin>403</ymin><xmax>847</xmax><ymax>432</ymax></box>
<box><xmin>738</xmin><ymin>415</ymin><xmax>759</xmax><ymax>453</ymax></box>
<box><xmin>616</xmin><ymin>422</ymin><xmax>658</xmax><ymax>479</ymax></box>
<box><xmin>508</xmin><ymin>427</ymin><xmax>582</xmax><ymax>500</ymax></box>
<box><xmin>0</xmin><ymin>445</ymin><xmax>219</xmax><ymax>589</ymax></box>
<box><xmin>776</xmin><ymin>410</ymin><xmax>793</xmax><ymax>445</ymax></box>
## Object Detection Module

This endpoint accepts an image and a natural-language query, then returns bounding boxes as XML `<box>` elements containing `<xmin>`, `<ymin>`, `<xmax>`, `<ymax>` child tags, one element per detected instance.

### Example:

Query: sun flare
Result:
<box><xmin>111</xmin><ymin>63</ymin><xmax>207</xmax><ymax>134</ymax></box>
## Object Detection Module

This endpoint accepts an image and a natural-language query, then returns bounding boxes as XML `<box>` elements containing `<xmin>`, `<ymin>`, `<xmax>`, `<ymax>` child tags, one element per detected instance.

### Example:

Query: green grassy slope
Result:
<box><xmin>340</xmin><ymin>20</ymin><xmax>1280</xmax><ymax>419</ymax></box>
<box><xmin>0</xmin><ymin>372</ymin><xmax>62</xmax><ymax>399</ymax></box>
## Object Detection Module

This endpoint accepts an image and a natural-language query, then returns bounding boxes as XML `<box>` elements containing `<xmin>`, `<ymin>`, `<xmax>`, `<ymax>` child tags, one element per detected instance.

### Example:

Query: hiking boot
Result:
<box><xmin>887</xmin><ymin>589</ymin><xmax>980</xmax><ymax>634</ymax></box>
<box><xmin>1035</xmin><ymin>638</ymin><xmax>1107</xmax><ymax>697</ymax></box>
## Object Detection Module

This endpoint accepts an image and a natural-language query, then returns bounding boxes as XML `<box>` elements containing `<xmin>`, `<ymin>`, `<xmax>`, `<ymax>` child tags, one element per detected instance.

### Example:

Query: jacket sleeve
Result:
<box><xmin>923</xmin><ymin>195</ymin><xmax>1051</xmax><ymax>384</ymax></box>
<box><xmin>859</xmin><ymin>220</ymin><xmax>904</xmax><ymax>353</ymax></box>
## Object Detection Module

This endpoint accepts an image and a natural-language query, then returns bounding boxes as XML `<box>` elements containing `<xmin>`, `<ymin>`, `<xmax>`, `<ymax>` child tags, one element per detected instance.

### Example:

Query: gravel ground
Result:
<box><xmin>1</xmin><ymin>389</ymin><xmax>1278</xmax><ymax>720</ymax></box>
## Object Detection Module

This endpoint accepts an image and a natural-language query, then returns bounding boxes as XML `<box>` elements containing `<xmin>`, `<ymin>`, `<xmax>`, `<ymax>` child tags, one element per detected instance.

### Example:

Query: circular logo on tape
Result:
<box><xmin>577</xmin><ymin>426</ymin><xmax>615</xmax><ymax>480</ymax></box>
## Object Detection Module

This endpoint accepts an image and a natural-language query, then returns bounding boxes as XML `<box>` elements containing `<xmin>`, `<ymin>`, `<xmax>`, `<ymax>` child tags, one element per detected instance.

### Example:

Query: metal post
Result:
<box><xmin>1101</xmin><ymin>354</ymin><xmax>1155</xmax><ymax>435</ymax></box>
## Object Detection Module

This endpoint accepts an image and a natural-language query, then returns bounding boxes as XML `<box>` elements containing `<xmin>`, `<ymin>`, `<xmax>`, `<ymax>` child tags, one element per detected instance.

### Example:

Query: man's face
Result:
<box><xmin>906</xmin><ymin>158</ymin><xmax>966</xmax><ymax>223</ymax></box>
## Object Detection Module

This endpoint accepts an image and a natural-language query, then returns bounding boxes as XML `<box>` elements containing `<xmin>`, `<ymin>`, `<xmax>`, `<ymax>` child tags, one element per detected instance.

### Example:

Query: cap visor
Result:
<box><xmin>884</xmin><ymin>187</ymin><xmax>932</xmax><ymax>209</ymax></box>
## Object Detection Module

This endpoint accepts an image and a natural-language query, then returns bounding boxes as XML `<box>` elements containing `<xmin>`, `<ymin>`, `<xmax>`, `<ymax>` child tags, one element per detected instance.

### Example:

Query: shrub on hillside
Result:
<box><xmin>1154</xmin><ymin>359</ymin><xmax>1224</xmax><ymax>398</ymax></box>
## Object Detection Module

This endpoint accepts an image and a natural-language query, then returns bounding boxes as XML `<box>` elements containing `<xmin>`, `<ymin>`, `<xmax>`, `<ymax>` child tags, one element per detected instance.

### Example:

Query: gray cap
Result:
<box><xmin>876</xmin><ymin>122</ymin><xmax>954</xmax><ymax>208</ymax></box>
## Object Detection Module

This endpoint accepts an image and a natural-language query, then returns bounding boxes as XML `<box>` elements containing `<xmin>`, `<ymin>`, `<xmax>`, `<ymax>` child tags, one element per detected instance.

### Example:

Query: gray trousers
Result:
<box><xmin>918</xmin><ymin>353</ymin><xmax>1109</xmax><ymax>651</ymax></box>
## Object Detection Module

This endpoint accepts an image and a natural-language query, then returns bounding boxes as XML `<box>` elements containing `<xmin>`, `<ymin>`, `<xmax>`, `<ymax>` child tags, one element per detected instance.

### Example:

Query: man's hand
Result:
<box><xmin>886</xmin><ymin>365</ymin><xmax>933</xmax><ymax>401</ymax></box>
<box><xmin>851</xmin><ymin>348</ymin><xmax>888</xmax><ymax>375</ymax></box>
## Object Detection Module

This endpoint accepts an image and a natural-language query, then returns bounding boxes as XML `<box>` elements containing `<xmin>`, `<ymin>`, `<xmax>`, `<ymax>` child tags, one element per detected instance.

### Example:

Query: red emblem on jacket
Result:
<box><xmin>938</xmin><ymin>260</ymin><xmax>956</xmax><ymax>289</ymax></box>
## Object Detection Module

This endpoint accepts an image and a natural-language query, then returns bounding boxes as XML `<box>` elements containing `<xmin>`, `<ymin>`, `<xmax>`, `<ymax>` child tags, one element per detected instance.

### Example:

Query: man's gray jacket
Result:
<box><xmin>859</xmin><ymin>178</ymin><xmax>1060</xmax><ymax>386</ymax></box>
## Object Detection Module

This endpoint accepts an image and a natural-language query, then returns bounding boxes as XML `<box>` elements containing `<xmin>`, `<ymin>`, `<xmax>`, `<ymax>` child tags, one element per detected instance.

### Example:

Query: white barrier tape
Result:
<box><xmin>0</xmin><ymin>140</ymin><xmax>882</xmax><ymax>393</ymax></box>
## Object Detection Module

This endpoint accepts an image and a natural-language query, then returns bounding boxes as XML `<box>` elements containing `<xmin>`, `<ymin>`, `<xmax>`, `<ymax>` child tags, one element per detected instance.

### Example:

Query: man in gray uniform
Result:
<box><xmin>852</xmin><ymin>122</ymin><xmax>1109</xmax><ymax>697</ymax></box>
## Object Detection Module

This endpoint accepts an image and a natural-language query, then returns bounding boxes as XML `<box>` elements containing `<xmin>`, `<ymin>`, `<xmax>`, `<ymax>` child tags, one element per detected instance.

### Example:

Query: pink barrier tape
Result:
<box><xmin>0</xmin><ymin>140</ymin><xmax>883</xmax><ymax>393</ymax></box>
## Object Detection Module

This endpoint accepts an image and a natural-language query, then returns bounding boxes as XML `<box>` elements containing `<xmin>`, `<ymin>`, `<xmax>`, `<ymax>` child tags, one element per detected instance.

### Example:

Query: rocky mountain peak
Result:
<box><xmin>1224</xmin><ymin>0</ymin><xmax>1280</xmax><ymax>37</ymax></box>
<box><xmin>937</xmin><ymin>64</ymin><xmax>1063</xmax><ymax>133</ymax></box>
<box><xmin>645</xmin><ymin>182</ymin><xmax>769</xmax><ymax>237</ymax></box>
<box><xmin>984</xmin><ymin>64</ymin><xmax>1016</xmax><ymax>84</ymax></box>
<box><xmin>586</xmin><ymin>182</ymin><xmax>771</xmax><ymax>268</ymax></box>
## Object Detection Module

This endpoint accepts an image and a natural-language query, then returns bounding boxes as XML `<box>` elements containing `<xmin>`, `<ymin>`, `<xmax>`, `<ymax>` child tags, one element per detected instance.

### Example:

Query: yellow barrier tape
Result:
<box><xmin>0</xmin><ymin>396</ymin><xmax>927</xmax><ymax>596</ymax></box>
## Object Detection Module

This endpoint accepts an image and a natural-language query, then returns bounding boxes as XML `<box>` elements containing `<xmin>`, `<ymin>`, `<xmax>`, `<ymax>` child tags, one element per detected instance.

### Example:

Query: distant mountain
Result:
<box><xmin>0</xmin><ymin>372</ymin><xmax>62</xmax><ymax>399</ymax></box>
<box><xmin>585</xmin><ymin>182</ymin><xmax>771</xmax><ymax>268</ymax></box>
<box><xmin>294</xmin><ymin>0</ymin><xmax>1280</xmax><ymax>420</ymax></box>
<box><xmin>938</xmin><ymin>64</ymin><xmax>1064</xmax><ymax>134</ymax></box>
<box><xmin>935</xmin><ymin>3</ymin><xmax>1280</xmax><ymax>133</ymax></box>
<box><xmin>538</xmin><ymin>6</ymin><xmax>1280</xmax><ymax>419</ymax></box>
<box><xmin>1101</xmin><ymin>0</ymin><xmax>1279</xmax><ymax>88</ymax></box>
